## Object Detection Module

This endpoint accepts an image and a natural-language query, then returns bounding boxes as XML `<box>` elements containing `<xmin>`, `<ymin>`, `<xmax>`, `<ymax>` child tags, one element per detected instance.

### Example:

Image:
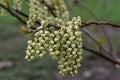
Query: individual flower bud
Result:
<box><xmin>28</xmin><ymin>40</ymin><xmax>32</xmax><ymax>44</ymax></box>
<box><xmin>58</xmin><ymin>65</ymin><xmax>64</xmax><ymax>69</ymax></box>
<box><xmin>39</xmin><ymin>47</ymin><xmax>44</xmax><ymax>50</ymax></box>
<box><xmin>74</xmin><ymin>70</ymin><xmax>78</xmax><ymax>74</ymax></box>
<box><xmin>50</xmin><ymin>34</ymin><xmax>54</xmax><ymax>38</ymax></box>
<box><xmin>36</xmin><ymin>50</ymin><xmax>40</xmax><ymax>54</ymax></box>
<box><xmin>50</xmin><ymin>40</ymin><xmax>54</xmax><ymax>44</ymax></box>
<box><xmin>55</xmin><ymin>50</ymin><xmax>60</xmax><ymax>55</ymax></box>
<box><xmin>77</xmin><ymin>51</ymin><xmax>82</xmax><ymax>55</ymax></box>
<box><xmin>38</xmin><ymin>37</ymin><xmax>42</xmax><ymax>41</ymax></box>
<box><xmin>25</xmin><ymin>56</ymin><xmax>29</xmax><ymax>59</ymax></box>
<box><xmin>75</xmin><ymin>31</ymin><xmax>81</xmax><ymax>36</ymax></box>
<box><xmin>39</xmin><ymin>54</ymin><xmax>44</xmax><ymax>57</ymax></box>
<box><xmin>68</xmin><ymin>48</ymin><xmax>72</xmax><ymax>52</ymax></box>
<box><xmin>74</xmin><ymin>25</ymin><xmax>79</xmax><ymax>30</ymax></box>
<box><xmin>64</xmin><ymin>34</ymin><xmax>69</xmax><ymax>37</ymax></box>
<box><xmin>76</xmin><ymin>58</ymin><xmax>81</xmax><ymax>62</ymax></box>
<box><xmin>26</xmin><ymin>51</ymin><xmax>31</xmax><ymax>55</ymax></box>
<box><xmin>41</xmin><ymin>34</ymin><xmax>45</xmax><ymax>38</ymax></box>
<box><xmin>63</xmin><ymin>44</ymin><xmax>68</xmax><ymax>48</ymax></box>
<box><xmin>69</xmin><ymin>36</ymin><xmax>75</xmax><ymax>41</ymax></box>
<box><xmin>30</xmin><ymin>56</ymin><xmax>35</xmax><ymax>60</ymax></box>
<box><xmin>41</xmin><ymin>39</ymin><xmax>45</xmax><ymax>44</ymax></box>
<box><xmin>72</xmin><ymin>51</ymin><xmax>76</xmax><ymax>55</ymax></box>
<box><xmin>78</xmin><ymin>45</ymin><xmax>82</xmax><ymax>48</ymax></box>
<box><xmin>64</xmin><ymin>62</ymin><xmax>68</xmax><ymax>66</ymax></box>
<box><xmin>62</xmin><ymin>38</ymin><xmax>67</xmax><ymax>43</ymax></box>
<box><xmin>44</xmin><ymin>31</ymin><xmax>49</xmax><ymax>35</ymax></box>
<box><xmin>60</xmin><ymin>30</ymin><xmax>64</xmax><ymax>35</ymax></box>
<box><xmin>31</xmin><ymin>49</ymin><xmax>35</xmax><ymax>53</ymax></box>
<box><xmin>66</xmin><ymin>28</ymin><xmax>71</xmax><ymax>32</ymax></box>
<box><xmin>69</xmin><ymin>55</ymin><xmax>73</xmax><ymax>58</ymax></box>
<box><xmin>50</xmin><ymin>52</ymin><xmax>55</xmax><ymax>56</ymax></box>
<box><xmin>49</xmin><ymin>48</ymin><xmax>54</xmax><ymax>52</ymax></box>
<box><xmin>27</xmin><ymin>46</ymin><xmax>32</xmax><ymax>50</ymax></box>
<box><xmin>77</xmin><ymin>64</ymin><xmax>81</xmax><ymax>67</ymax></box>
<box><xmin>54</xmin><ymin>31</ymin><xmax>59</xmax><ymax>34</ymax></box>
<box><xmin>70</xmin><ymin>71</ymin><xmax>74</xmax><ymax>76</ymax></box>
<box><xmin>31</xmin><ymin>42</ymin><xmax>36</xmax><ymax>46</ymax></box>
<box><xmin>61</xmin><ymin>58</ymin><xmax>66</xmax><ymax>61</ymax></box>
<box><xmin>34</xmin><ymin>38</ymin><xmax>38</xmax><ymax>42</ymax></box>
<box><xmin>53</xmin><ymin>45</ymin><xmax>58</xmax><ymax>49</ymax></box>
<box><xmin>41</xmin><ymin>20</ymin><xmax>46</xmax><ymax>25</ymax></box>
<box><xmin>73</xmin><ymin>55</ymin><xmax>77</xmax><ymax>58</ymax></box>
<box><xmin>54</xmin><ymin>38</ymin><xmax>59</xmax><ymax>42</ymax></box>
<box><xmin>71</xmin><ymin>44</ymin><xmax>76</xmax><ymax>48</ymax></box>
<box><xmin>37</xmin><ymin>43</ymin><xmax>41</xmax><ymax>46</ymax></box>
<box><xmin>44</xmin><ymin>37</ymin><xmax>49</xmax><ymax>41</ymax></box>
<box><xmin>39</xmin><ymin>30</ymin><xmax>44</xmax><ymax>34</ymax></box>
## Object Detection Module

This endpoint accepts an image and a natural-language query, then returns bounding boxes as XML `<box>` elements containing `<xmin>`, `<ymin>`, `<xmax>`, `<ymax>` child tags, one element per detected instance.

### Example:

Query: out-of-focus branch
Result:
<box><xmin>83</xmin><ymin>45</ymin><xmax>120</xmax><ymax>65</ymax></box>
<box><xmin>82</xmin><ymin>28</ymin><xmax>119</xmax><ymax>61</ymax></box>
<box><xmin>100</xmin><ymin>26</ymin><xmax>113</xmax><ymax>51</ymax></box>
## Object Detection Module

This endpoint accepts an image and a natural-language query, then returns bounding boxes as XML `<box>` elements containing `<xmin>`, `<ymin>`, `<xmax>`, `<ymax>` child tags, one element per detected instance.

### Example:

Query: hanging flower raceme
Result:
<box><xmin>25</xmin><ymin>0</ymin><xmax>83</xmax><ymax>76</ymax></box>
<box><xmin>58</xmin><ymin>17</ymin><xmax>82</xmax><ymax>76</ymax></box>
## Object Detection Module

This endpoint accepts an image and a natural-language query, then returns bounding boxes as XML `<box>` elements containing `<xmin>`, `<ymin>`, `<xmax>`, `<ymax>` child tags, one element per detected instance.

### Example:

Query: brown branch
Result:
<box><xmin>12</xmin><ymin>7</ymin><xmax>28</xmax><ymax>18</ymax></box>
<box><xmin>81</xmin><ymin>21</ymin><xmax>120</xmax><ymax>28</ymax></box>
<box><xmin>82</xmin><ymin>28</ymin><xmax>119</xmax><ymax>61</ymax></box>
<box><xmin>0</xmin><ymin>3</ymin><xmax>26</xmax><ymax>25</ymax></box>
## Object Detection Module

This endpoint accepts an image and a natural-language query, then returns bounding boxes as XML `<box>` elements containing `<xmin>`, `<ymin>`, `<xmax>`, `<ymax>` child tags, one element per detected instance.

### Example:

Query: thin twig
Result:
<box><xmin>0</xmin><ymin>3</ymin><xmax>26</xmax><ymax>25</ymax></box>
<box><xmin>12</xmin><ymin>7</ymin><xmax>28</xmax><ymax>18</ymax></box>
<box><xmin>81</xmin><ymin>21</ymin><xmax>120</xmax><ymax>28</ymax></box>
<box><xmin>100</xmin><ymin>26</ymin><xmax>113</xmax><ymax>51</ymax></box>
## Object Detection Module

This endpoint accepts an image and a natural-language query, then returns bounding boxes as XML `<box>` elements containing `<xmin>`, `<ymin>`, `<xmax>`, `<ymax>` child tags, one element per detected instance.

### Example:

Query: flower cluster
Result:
<box><xmin>25</xmin><ymin>21</ymin><xmax>50</xmax><ymax>60</ymax></box>
<box><xmin>26</xmin><ymin>17</ymin><xmax>82</xmax><ymax>76</ymax></box>
<box><xmin>25</xmin><ymin>0</ymin><xmax>83</xmax><ymax>76</ymax></box>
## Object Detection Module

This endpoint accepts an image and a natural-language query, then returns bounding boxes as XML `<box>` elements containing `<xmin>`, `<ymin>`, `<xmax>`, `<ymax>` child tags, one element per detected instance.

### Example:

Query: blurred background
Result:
<box><xmin>0</xmin><ymin>0</ymin><xmax>120</xmax><ymax>80</ymax></box>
